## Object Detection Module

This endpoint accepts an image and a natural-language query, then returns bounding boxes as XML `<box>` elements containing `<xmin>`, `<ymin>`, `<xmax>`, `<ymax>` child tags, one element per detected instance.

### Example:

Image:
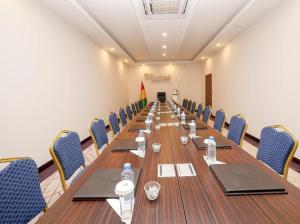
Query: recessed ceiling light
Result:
<box><xmin>141</xmin><ymin>63</ymin><xmax>145</xmax><ymax>66</ymax></box>
<box><xmin>162</xmin><ymin>53</ymin><xmax>167</xmax><ymax>57</ymax></box>
<box><xmin>124</xmin><ymin>59</ymin><xmax>129</xmax><ymax>63</ymax></box>
<box><xmin>216</xmin><ymin>43</ymin><xmax>221</xmax><ymax>47</ymax></box>
<box><xmin>162</xmin><ymin>32</ymin><xmax>167</xmax><ymax>37</ymax></box>
<box><xmin>201</xmin><ymin>56</ymin><xmax>206</xmax><ymax>60</ymax></box>
<box><xmin>162</xmin><ymin>45</ymin><xmax>167</xmax><ymax>49</ymax></box>
<box><xmin>110</xmin><ymin>47</ymin><xmax>115</xmax><ymax>51</ymax></box>
<box><xmin>162</xmin><ymin>39</ymin><xmax>167</xmax><ymax>42</ymax></box>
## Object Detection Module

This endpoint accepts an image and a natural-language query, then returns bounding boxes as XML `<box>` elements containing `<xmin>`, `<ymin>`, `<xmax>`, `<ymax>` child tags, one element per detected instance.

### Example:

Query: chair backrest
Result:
<box><xmin>109</xmin><ymin>112</ymin><xmax>120</xmax><ymax>135</ymax></box>
<box><xmin>138</xmin><ymin>100</ymin><xmax>143</xmax><ymax>110</ymax></box>
<box><xmin>227</xmin><ymin>115</ymin><xmax>247</xmax><ymax>146</ymax></box>
<box><xmin>119</xmin><ymin>108</ymin><xmax>127</xmax><ymax>127</ymax></box>
<box><xmin>256</xmin><ymin>125</ymin><xmax>298</xmax><ymax>178</ymax></box>
<box><xmin>131</xmin><ymin>103</ymin><xmax>137</xmax><ymax>116</ymax></box>
<box><xmin>126</xmin><ymin>105</ymin><xmax>133</xmax><ymax>120</ymax></box>
<box><xmin>183</xmin><ymin>99</ymin><xmax>188</xmax><ymax>109</ymax></box>
<box><xmin>182</xmin><ymin>98</ymin><xmax>185</xmax><ymax>107</ymax></box>
<box><xmin>89</xmin><ymin>118</ymin><xmax>109</xmax><ymax>155</ymax></box>
<box><xmin>0</xmin><ymin>158</ymin><xmax>47</xmax><ymax>223</ymax></box>
<box><xmin>50</xmin><ymin>130</ymin><xmax>85</xmax><ymax>191</ymax></box>
<box><xmin>213</xmin><ymin>109</ymin><xmax>226</xmax><ymax>132</ymax></box>
<box><xmin>196</xmin><ymin>103</ymin><xmax>203</xmax><ymax>118</ymax></box>
<box><xmin>191</xmin><ymin>101</ymin><xmax>196</xmax><ymax>113</ymax></box>
<box><xmin>135</xmin><ymin>102</ymin><xmax>140</xmax><ymax>113</ymax></box>
<box><xmin>202</xmin><ymin>105</ymin><xmax>212</xmax><ymax>124</ymax></box>
<box><xmin>187</xmin><ymin>100</ymin><xmax>192</xmax><ymax>112</ymax></box>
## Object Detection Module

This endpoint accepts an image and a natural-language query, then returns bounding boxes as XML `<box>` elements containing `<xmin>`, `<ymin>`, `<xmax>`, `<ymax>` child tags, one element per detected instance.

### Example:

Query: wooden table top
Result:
<box><xmin>37</xmin><ymin>104</ymin><xmax>300</xmax><ymax>224</ymax></box>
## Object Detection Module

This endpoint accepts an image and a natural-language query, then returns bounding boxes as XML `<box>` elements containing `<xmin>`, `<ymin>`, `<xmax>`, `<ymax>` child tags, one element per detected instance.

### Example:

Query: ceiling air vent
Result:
<box><xmin>142</xmin><ymin>0</ymin><xmax>189</xmax><ymax>18</ymax></box>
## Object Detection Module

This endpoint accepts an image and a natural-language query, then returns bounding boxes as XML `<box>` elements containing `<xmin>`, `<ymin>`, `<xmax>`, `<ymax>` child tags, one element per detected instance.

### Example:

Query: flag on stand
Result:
<box><xmin>140</xmin><ymin>82</ymin><xmax>147</xmax><ymax>107</ymax></box>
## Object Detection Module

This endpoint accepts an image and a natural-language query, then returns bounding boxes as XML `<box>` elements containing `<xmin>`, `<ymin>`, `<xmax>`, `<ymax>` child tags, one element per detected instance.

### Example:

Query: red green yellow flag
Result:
<box><xmin>140</xmin><ymin>82</ymin><xmax>147</xmax><ymax>107</ymax></box>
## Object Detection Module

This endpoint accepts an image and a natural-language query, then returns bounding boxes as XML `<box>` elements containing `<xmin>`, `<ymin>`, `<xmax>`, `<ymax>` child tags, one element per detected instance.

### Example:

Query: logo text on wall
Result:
<box><xmin>144</xmin><ymin>73</ymin><xmax>171</xmax><ymax>81</ymax></box>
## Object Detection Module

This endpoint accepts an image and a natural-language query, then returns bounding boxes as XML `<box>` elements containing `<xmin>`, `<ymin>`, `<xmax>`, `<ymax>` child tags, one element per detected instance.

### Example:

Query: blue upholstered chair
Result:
<box><xmin>126</xmin><ymin>105</ymin><xmax>133</xmax><ymax>120</ymax></box>
<box><xmin>227</xmin><ymin>115</ymin><xmax>247</xmax><ymax>147</ymax></box>
<box><xmin>202</xmin><ymin>105</ymin><xmax>212</xmax><ymax>124</ymax></box>
<box><xmin>213</xmin><ymin>109</ymin><xmax>226</xmax><ymax>132</ymax></box>
<box><xmin>0</xmin><ymin>157</ymin><xmax>47</xmax><ymax>224</ymax></box>
<box><xmin>256</xmin><ymin>125</ymin><xmax>298</xmax><ymax>179</ymax></box>
<box><xmin>138</xmin><ymin>100</ymin><xmax>143</xmax><ymax>110</ymax></box>
<box><xmin>182</xmin><ymin>99</ymin><xmax>186</xmax><ymax>107</ymax></box>
<box><xmin>135</xmin><ymin>102</ymin><xmax>140</xmax><ymax>113</ymax></box>
<box><xmin>187</xmin><ymin>100</ymin><xmax>192</xmax><ymax>112</ymax></box>
<box><xmin>89</xmin><ymin>118</ymin><xmax>109</xmax><ymax>155</ymax></box>
<box><xmin>131</xmin><ymin>103</ymin><xmax>137</xmax><ymax>116</ymax></box>
<box><xmin>190</xmin><ymin>101</ymin><xmax>196</xmax><ymax>113</ymax></box>
<box><xmin>196</xmin><ymin>104</ymin><xmax>203</xmax><ymax>118</ymax></box>
<box><xmin>183</xmin><ymin>99</ymin><xmax>188</xmax><ymax>109</ymax></box>
<box><xmin>119</xmin><ymin>108</ymin><xmax>127</xmax><ymax>127</ymax></box>
<box><xmin>109</xmin><ymin>112</ymin><xmax>120</xmax><ymax>135</ymax></box>
<box><xmin>49</xmin><ymin>130</ymin><xmax>86</xmax><ymax>191</ymax></box>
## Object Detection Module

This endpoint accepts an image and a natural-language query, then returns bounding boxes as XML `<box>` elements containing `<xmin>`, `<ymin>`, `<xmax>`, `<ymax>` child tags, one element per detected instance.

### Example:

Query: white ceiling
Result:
<box><xmin>41</xmin><ymin>0</ymin><xmax>284</xmax><ymax>64</ymax></box>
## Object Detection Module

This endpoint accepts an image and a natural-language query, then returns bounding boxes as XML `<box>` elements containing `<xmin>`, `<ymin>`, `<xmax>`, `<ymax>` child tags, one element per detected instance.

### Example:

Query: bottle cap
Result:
<box><xmin>209</xmin><ymin>136</ymin><xmax>215</xmax><ymax>140</ymax></box>
<box><xmin>123</xmin><ymin>163</ymin><xmax>131</xmax><ymax>170</ymax></box>
<box><xmin>115</xmin><ymin>180</ymin><xmax>134</xmax><ymax>196</ymax></box>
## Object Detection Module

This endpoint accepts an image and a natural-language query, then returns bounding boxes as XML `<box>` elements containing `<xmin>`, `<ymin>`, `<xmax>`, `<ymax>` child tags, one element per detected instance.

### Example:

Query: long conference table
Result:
<box><xmin>37</xmin><ymin>103</ymin><xmax>300</xmax><ymax>224</ymax></box>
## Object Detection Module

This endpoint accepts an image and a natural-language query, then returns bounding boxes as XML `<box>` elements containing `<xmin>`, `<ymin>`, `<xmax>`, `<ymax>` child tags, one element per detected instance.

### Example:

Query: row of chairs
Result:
<box><xmin>0</xmin><ymin>99</ymin><xmax>144</xmax><ymax>224</ymax></box>
<box><xmin>182</xmin><ymin>98</ymin><xmax>298</xmax><ymax>180</ymax></box>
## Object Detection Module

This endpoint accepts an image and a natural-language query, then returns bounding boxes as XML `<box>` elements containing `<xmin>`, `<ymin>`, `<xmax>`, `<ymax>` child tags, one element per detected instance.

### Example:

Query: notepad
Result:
<box><xmin>176</xmin><ymin>163</ymin><xmax>197</xmax><ymax>177</ymax></box>
<box><xmin>158</xmin><ymin>164</ymin><xmax>176</xmax><ymax>177</ymax></box>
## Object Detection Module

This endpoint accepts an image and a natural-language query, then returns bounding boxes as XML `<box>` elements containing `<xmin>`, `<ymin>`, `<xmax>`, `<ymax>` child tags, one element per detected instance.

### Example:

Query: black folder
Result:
<box><xmin>128</xmin><ymin>124</ymin><xmax>146</xmax><ymax>132</ymax></box>
<box><xmin>192</xmin><ymin>137</ymin><xmax>232</xmax><ymax>149</ymax></box>
<box><xmin>185</xmin><ymin>115</ymin><xmax>196</xmax><ymax>120</ymax></box>
<box><xmin>73</xmin><ymin>168</ymin><xmax>141</xmax><ymax>200</ymax></box>
<box><xmin>210</xmin><ymin>164</ymin><xmax>286</xmax><ymax>195</ymax></box>
<box><xmin>111</xmin><ymin>139</ymin><xmax>138</xmax><ymax>151</ymax></box>
<box><xmin>182</xmin><ymin>123</ymin><xmax>207</xmax><ymax>130</ymax></box>
<box><xmin>136</xmin><ymin>117</ymin><xmax>147</xmax><ymax>122</ymax></box>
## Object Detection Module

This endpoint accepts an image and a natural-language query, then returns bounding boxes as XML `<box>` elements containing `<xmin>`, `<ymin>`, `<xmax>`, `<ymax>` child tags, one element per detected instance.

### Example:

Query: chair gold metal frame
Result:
<box><xmin>89</xmin><ymin>118</ymin><xmax>108</xmax><ymax>156</ymax></box>
<box><xmin>49</xmin><ymin>130</ymin><xmax>86</xmax><ymax>191</ymax></box>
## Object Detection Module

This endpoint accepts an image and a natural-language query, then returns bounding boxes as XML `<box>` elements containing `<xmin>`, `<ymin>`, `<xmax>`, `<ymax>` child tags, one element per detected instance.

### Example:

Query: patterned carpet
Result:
<box><xmin>27</xmin><ymin>122</ymin><xmax>300</xmax><ymax>223</ymax></box>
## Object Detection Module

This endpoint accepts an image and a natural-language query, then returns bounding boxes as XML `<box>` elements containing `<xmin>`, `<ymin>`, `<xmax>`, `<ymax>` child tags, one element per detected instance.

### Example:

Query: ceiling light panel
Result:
<box><xmin>142</xmin><ymin>0</ymin><xmax>189</xmax><ymax>18</ymax></box>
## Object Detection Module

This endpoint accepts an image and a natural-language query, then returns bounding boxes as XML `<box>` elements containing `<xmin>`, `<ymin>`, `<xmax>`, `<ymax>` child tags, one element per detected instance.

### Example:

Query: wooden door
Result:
<box><xmin>205</xmin><ymin>74</ymin><xmax>212</xmax><ymax>106</ymax></box>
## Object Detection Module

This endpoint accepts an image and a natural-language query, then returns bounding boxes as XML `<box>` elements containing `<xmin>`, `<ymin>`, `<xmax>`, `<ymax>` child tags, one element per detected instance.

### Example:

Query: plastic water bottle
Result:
<box><xmin>177</xmin><ymin>107</ymin><xmax>180</xmax><ymax>116</ymax></box>
<box><xmin>121</xmin><ymin>163</ymin><xmax>134</xmax><ymax>182</ymax></box>
<box><xmin>181</xmin><ymin>112</ymin><xmax>186</xmax><ymax>124</ymax></box>
<box><xmin>207</xmin><ymin>136</ymin><xmax>216</xmax><ymax>163</ymax></box>
<box><xmin>138</xmin><ymin>130</ymin><xmax>146</xmax><ymax>152</ymax></box>
<box><xmin>190</xmin><ymin>120</ymin><xmax>196</xmax><ymax>138</ymax></box>
<box><xmin>121</xmin><ymin>163</ymin><xmax>135</xmax><ymax>201</ymax></box>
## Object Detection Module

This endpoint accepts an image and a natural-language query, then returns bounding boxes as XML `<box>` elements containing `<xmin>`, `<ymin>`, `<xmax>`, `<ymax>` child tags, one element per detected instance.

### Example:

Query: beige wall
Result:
<box><xmin>127</xmin><ymin>63</ymin><xmax>202</xmax><ymax>105</ymax></box>
<box><xmin>0</xmin><ymin>0</ymin><xmax>129</xmax><ymax>166</ymax></box>
<box><xmin>200</xmin><ymin>0</ymin><xmax>300</xmax><ymax>158</ymax></box>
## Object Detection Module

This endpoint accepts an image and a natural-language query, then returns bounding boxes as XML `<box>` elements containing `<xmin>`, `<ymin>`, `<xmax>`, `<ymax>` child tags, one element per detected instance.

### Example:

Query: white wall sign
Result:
<box><xmin>144</xmin><ymin>73</ymin><xmax>171</xmax><ymax>81</ymax></box>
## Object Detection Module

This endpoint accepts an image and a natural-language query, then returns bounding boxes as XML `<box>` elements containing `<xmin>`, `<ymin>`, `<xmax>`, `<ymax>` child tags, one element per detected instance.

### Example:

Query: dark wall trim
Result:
<box><xmin>293</xmin><ymin>157</ymin><xmax>300</xmax><ymax>165</ymax></box>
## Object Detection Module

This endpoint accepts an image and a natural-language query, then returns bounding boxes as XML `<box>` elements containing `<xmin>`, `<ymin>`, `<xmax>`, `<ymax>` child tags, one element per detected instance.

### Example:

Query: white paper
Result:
<box><xmin>159</xmin><ymin>123</ymin><xmax>167</xmax><ymax>127</ymax></box>
<box><xmin>203</xmin><ymin>155</ymin><xmax>225</xmax><ymax>166</ymax></box>
<box><xmin>176</xmin><ymin>163</ymin><xmax>197</xmax><ymax>177</ymax></box>
<box><xmin>167</xmin><ymin>122</ymin><xmax>179</xmax><ymax>127</ymax></box>
<box><xmin>106</xmin><ymin>199</ymin><xmax>135</xmax><ymax>224</ymax></box>
<box><xmin>130</xmin><ymin>150</ymin><xmax>145</xmax><ymax>158</ymax></box>
<box><xmin>189</xmin><ymin>134</ymin><xmax>201</xmax><ymax>139</ymax></box>
<box><xmin>158</xmin><ymin>164</ymin><xmax>176</xmax><ymax>177</ymax></box>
